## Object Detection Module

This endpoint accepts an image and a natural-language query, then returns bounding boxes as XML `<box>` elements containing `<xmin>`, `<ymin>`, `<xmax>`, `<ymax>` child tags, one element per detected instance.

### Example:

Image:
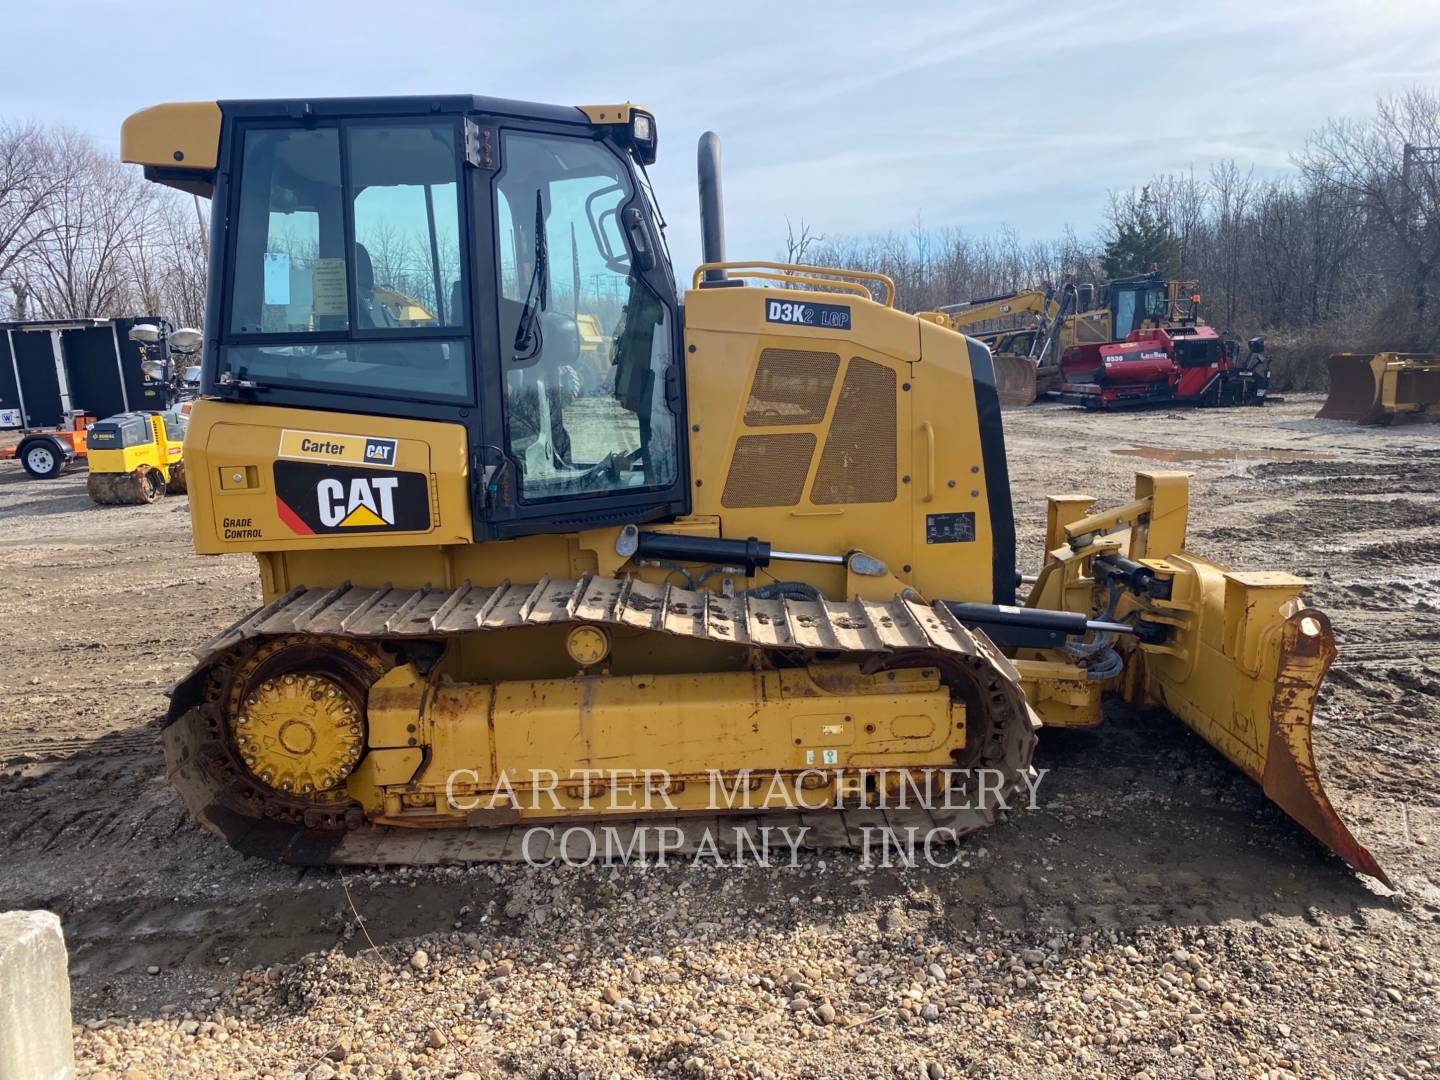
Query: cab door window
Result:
<box><xmin>494</xmin><ymin>131</ymin><xmax>677</xmax><ymax>502</ymax></box>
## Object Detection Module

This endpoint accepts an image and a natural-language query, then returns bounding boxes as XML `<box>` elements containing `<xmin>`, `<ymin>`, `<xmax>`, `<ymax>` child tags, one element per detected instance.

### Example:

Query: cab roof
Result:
<box><xmin>121</xmin><ymin>97</ymin><xmax>652</xmax><ymax>197</ymax></box>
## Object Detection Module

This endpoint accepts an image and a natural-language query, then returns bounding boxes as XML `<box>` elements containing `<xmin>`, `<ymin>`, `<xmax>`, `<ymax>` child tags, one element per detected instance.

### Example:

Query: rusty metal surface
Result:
<box><xmin>1259</xmin><ymin>609</ymin><xmax>1391</xmax><ymax>886</ymax></box>
<box><xmin>992</xmin><ymin>354</ymin><xmax>1038</xmax><ymax>407</ymax></box>
<box><xmin>1317</xmin><ymin>354</ymin><xmax>1388</xmax><ymax>423</ymax></box>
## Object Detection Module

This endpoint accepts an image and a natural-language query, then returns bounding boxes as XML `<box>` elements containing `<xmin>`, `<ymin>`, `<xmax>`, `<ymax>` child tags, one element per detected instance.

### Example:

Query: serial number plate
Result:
<box><xmin>926</xmin><ymin>511</ymin><xmax>976</xmax><ymax>544</ymax></box>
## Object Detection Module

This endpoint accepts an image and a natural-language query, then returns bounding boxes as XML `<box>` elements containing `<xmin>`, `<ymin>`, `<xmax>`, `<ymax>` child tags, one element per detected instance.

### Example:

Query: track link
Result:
<box><xmin>165</xmin><ymin>577</ymin><xmax>1040</xmax><ymax>866</ymax></box>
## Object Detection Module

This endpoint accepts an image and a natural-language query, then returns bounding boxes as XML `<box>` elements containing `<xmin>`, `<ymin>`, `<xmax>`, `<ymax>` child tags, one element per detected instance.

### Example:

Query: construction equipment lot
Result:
<box><xmin>2</xmin><ymin>397</ymin><xmax>1438</xmax><ymax>1079</ymax></box>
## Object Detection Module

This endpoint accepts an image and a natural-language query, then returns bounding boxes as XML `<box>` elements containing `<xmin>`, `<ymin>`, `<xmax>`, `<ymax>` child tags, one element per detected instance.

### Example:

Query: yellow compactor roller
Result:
<box><xmin>121</xmin><ymin>97</ymin><xmax>1384</xmax><ymax>880</ymax></box>
<box><xmin>85</xmin><ymin>410</ymin><xmax>189</xmax><ymax>504</ymax></box>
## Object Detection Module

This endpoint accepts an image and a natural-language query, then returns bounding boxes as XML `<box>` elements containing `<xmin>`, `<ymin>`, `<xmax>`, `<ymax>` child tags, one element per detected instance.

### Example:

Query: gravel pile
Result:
<box><xmin>76</xmin><ymin>860</ymin><xmax>1438</xmax><ymax>1080</ymax></box>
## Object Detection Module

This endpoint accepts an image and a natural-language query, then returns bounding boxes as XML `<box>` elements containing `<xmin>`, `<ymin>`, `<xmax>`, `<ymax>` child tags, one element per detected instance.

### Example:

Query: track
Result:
<box><xmin>164</xmin><ymin>577</ymin><xmax>1041</xmax><ymax>865</ymax></box>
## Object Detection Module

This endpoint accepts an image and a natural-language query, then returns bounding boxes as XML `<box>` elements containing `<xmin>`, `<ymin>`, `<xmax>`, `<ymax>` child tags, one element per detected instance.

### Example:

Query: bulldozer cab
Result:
<box><xmin>1107</xmin><ymin>274</ymin><xmax>1201</xmax><ymax>338</ymax></box>
<box><xmin>1108</xmin><ymin>277</ymin><xmax>1170</xmax><ymax>338</ymax></box>
<box><xmin>164</xmin><ymin>97</ymin><xmax>685</xmax><ymax>541</ymax></box>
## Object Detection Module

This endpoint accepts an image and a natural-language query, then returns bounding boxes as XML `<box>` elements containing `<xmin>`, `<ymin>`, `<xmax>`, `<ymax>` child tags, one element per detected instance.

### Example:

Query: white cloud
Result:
<box><xmin>4</xmin><ymin>0</ymin><xmax>1440</xmax><ymax>274</ymax></box>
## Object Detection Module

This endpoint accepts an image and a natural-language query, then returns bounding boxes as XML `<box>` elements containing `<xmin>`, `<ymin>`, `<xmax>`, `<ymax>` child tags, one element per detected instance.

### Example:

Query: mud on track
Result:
<box><xmin>1</xmin><ymin>396</ymin><xmax>1439</xmax><ymax>1078</ymax></box>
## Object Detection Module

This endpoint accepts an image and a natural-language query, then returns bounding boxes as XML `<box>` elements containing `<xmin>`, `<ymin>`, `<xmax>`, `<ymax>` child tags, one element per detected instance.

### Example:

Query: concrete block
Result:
<box><xmin>0</xmin><ymin>910</ymin><xmax>73</xmax><ymax>1080</ymax></box>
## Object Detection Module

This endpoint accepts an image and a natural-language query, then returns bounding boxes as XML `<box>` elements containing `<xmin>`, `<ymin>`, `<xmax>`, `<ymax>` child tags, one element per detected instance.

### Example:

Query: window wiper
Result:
<box><xmin>513</xmin><ymin>190</ymin><xmax>549</xmax><ymax>358</ymax></box>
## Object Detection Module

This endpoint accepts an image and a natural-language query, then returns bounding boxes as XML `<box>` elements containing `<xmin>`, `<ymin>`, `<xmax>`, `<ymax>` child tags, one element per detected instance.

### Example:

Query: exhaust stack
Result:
<box><xmin>697</xmin><ymin>131</ymin><xmax>726</xmax><ymax>282</ymax></box>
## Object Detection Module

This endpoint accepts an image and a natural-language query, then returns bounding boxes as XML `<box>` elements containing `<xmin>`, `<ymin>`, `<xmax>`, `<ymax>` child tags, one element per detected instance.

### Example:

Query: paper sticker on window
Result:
<box><xmin>312</xmin><ymin>259</ymin><xmax>348</xmax><ymax>316</ymax></box>
<box><xmin>263</xmin><ymin>252</ymin><xmax>291</xmax><ymax>305</ymax></box>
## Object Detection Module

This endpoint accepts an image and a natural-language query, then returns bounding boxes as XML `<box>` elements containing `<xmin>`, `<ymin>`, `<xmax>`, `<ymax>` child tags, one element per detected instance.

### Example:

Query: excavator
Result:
<box><xmin>119</xmin><ymin>96</ymin><xmax>1384</xmax><ymax>882</ymax></box>
<box><xmin>933</xmin><ymin>274</ymin><xmax>1201</xmax><ymax>406</ymax></box>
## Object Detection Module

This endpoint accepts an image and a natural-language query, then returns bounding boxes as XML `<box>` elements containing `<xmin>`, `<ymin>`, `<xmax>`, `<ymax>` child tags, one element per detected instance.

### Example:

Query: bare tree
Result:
<box><xmin>26</xmin><ymin>128</ymin><xmax>163</xmax><ymax>318</ymax></box>
<box><xmin>1300</xmin><ymin>88</ymin><xmax>1440</xmax><ymax>343</ymax></box>
<box><xmin>0</xmin><ymin>120</ymin><xmax>77</xmax><ymax>314</ymax></box>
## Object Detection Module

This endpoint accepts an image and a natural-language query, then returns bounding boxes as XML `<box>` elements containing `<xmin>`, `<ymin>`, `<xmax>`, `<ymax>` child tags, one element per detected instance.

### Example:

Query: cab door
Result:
<box><xmin>471</xmin><ymin>120</ymin><xmax>688</xmax><ymax>541</ymax></box>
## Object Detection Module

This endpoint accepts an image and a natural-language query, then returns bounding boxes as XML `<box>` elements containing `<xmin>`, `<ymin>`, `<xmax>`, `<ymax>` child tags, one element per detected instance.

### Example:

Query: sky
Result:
<box><xmin>6</xmin><ymin>0</ymin><xmax>1440</xmax><ymax>276</ymax></box>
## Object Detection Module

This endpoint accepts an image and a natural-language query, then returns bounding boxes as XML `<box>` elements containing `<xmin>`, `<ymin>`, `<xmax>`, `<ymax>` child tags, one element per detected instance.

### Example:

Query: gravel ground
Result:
<box><xmin>1</xmin><ymin>394</ymin><xmax>1438</xmax><ymax>1079</ymax></box>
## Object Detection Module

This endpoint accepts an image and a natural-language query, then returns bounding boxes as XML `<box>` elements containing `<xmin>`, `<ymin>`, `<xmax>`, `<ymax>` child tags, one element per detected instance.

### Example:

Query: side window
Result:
<box><xmin>231</xmin><ymin>128</ymin><xmax>346</xmax><ymax>334</ymax></box>
<box><xmin>494</xmin><ymin>131</ymin><xmax>677</xmax><ymax>502</ymax></box>
<box><xmin>223</xmin><ymin>120</ymin><xmax>471</xmax><ymax>403</ymax></box>
<box><xmin>350</xmin><ymin>124</ymin><xmax>465</xmax><ymax>328</ymax></box>
<box><xmin>1114</xmin><ymin>290</ymin><xmax>1138</xmax><ymax>339</ymax></box>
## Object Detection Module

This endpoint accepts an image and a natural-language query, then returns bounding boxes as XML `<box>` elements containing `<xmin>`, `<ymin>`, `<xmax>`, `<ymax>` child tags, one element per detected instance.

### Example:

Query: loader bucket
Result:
<box><xmin>993</xmin><ymin>353</ymin><xmax>1037</xmax><ymax>407</ymax></box>
<box><xmin>1317</xmin><ymin>352</ymin><xmax>1440</xmax><ymax>424</ymax></box>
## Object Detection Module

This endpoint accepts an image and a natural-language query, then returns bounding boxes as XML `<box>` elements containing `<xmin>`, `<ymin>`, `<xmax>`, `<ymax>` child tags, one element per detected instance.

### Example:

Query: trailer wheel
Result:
<box><xmin>19</xmin><ymin>439</ymin><xmax>66</xmax><ymax>479</ymax></box>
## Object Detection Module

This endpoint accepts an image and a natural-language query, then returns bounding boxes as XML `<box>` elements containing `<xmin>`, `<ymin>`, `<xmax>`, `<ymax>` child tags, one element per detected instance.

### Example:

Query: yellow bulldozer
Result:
<box><xmin>1318</xmin><ymin>352</ymin><xmax>1440</xmax><ymax>424</ymax></box>
<box><xmin>931</xmin><ymin>275</ymin><xmax>1202</xmax><ymax>406</ymax></box>
<box><xmin>119</xmin><ymin>96</ymin><xmax>1383</xmax><ymax>882</ymax></box>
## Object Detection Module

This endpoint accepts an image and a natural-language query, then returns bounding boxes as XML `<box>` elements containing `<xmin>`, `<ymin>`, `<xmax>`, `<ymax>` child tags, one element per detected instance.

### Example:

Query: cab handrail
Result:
<box><xmin>691</xmin><ymin>261</ymin><xmax>897</xmax><ymax>307</ymax></box>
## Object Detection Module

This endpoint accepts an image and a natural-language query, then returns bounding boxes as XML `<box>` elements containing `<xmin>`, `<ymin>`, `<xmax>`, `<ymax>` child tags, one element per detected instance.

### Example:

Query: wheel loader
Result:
<box><xmin>120</xmin><ymin>96</ymin><xmax>1385</xmax><ymax>882</ymax></box>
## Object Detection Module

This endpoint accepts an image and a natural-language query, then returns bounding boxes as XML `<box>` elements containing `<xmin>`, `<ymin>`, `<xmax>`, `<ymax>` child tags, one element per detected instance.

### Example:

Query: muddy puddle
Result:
<box><xmin>1112</xmin><ymin>445</ymin><xmax>1335</xmax><ymax>463</ymax></box>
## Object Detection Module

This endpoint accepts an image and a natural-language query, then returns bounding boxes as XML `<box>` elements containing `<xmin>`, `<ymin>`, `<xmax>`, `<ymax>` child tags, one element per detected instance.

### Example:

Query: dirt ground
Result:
<box><xmin>2</xmin><ymin>395</ymin><xmax>1439</xmax><ymax>1079</ymax></box>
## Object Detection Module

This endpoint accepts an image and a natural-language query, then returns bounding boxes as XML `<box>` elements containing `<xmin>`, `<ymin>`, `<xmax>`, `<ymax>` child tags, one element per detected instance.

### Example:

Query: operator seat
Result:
<box><xmin>353</xmin><ymin>243</ymin><xmax>395</xmax><ymax>329</ymax></box>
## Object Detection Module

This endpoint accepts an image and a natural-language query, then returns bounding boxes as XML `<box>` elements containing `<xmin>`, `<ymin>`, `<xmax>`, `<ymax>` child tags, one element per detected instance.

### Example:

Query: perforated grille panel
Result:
<box><xmin>811</xmin><ymin>357</ymin><xmax>897</xmax><ymax>504</ymax></box>
<box><xmin>743</xmin><ymin>349</ymin><xmax>840</xmax><ymax>426</ymax></box>
<box><xmin>721</xmin><ymin>433</ymin><xmax>817</xmax><ymax>508</ymax></box>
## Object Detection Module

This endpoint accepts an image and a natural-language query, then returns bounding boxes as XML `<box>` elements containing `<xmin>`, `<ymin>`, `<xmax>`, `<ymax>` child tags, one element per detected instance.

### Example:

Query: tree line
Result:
<box><xmin>0</xmin><ymin>121</ymin><xmax>207</xmax><ymax>329</ymax></box>
<box><xmin>3</xmin><ymin>89</ymin><xmax>1438</xmax><ymax>388</ymax></box>
<box><xmin>787</xmin><ymin>89</ymin><xmax>1440</xmax><ymax>388</ymax></box>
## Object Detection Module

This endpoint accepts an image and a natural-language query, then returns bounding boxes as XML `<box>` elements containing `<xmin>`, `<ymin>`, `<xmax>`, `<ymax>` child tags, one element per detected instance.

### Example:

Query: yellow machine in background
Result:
<box><xmin>85</xmin><ymin>410</ymin><xmax>188</xmax><ymax>505</ymax></box>
<box><xmin>118</xmin><ymin>95</ymin><xmax>1384</xmax><ymax>883</ymax></box>
<box><xmin>1318</xmin><ymin>352</ymin><xmax>1440</xmax><ymax>424</ymax></box>
<box><xmin>930</xmin><ymin>275</ymin><xmax>1202</xmax><ymax>406</ymax></box>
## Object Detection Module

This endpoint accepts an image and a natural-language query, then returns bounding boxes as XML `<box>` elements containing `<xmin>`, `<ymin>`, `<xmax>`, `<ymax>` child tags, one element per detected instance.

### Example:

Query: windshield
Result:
<box><xmin>494</xmin><ymin>131</ymin><xmax>677</xmax><ymax>502</ymax></box>
<box><xmin>1114</xmin><ymin>284</ymin><xmax>1169</xmax><ymax>339</ymax></box>
<box><xmin>223</xmin><ymin>120</ymin><xmax>469</xmax><ymax>401</ymax></box>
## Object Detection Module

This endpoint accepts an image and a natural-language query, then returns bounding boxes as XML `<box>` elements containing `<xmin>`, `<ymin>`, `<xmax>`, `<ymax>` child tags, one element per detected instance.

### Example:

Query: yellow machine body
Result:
<box><xmin>130</xmin><ymin>94</ymin><xmax>1383</xmax><ymax>881</ymax></box>
<box><xmin>1318</xmin><ymin>352</ymin><xmax>1440</xmax><ymax>424</ymax></box>
<box><xmin>927</xmin><ymin>278</ymin><xmax>1203</xmax><ymax>407</ymax></box>
<box><xmin>86</xmin><ymin>411</ymin><xmax>188</xmax><ymax>505</ymax></box>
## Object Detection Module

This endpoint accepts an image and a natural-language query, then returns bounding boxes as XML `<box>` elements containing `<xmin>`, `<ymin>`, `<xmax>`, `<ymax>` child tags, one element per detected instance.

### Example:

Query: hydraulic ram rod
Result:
<box><xmin>943</xmin><ymin>601</ymin><xmax>1135</xmax><ymax>650</ymax></box>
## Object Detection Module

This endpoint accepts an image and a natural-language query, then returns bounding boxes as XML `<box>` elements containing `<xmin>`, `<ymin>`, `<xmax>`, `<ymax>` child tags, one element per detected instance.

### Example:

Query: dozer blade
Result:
<box><xmin>992</xmin><ymin>353</ymin><xmax>1037</xmax><ymax>407</ymax></box>
<box><xmin>1318</xmin><ymin>352</ymin><xmax>1440</xmax><ymax>424</ymax></box>
<box><xmin>1034</xmin><ymin>365</ymin><xmax>1063</xmax><ymax>398</ymax></box>
<box><xmin>1038</xmin><ymin>472</ymin><xmax>1389</xmax><ymax>885</ymax></box>
<box><xmin>1138</xmin><ymin>591</ymin><xmax>1387</xmax><ymax>885</ymax></box>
